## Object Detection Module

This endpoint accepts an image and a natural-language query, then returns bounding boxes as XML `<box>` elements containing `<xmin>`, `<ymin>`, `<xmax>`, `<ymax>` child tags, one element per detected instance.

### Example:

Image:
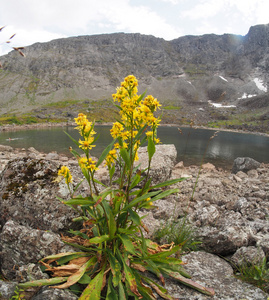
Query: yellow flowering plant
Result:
<box><xmin>20</xmin><ymin>75</ymin><xmax>214</xmax><ymax>299</ymax></box>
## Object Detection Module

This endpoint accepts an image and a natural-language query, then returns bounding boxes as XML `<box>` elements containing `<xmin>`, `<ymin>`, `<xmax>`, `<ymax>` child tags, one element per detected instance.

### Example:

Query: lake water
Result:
<box><xmin>1</xmin><ymin>125</ymin><xmax>269</xmax><ymax>170</ymax></box>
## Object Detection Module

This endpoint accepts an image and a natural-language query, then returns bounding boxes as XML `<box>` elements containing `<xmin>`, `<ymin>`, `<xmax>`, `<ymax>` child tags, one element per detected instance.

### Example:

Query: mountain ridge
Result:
<box><xmin>0</xmin><ymin>24</ymin><xmax>268</xmax><ymax>131</ymax></box>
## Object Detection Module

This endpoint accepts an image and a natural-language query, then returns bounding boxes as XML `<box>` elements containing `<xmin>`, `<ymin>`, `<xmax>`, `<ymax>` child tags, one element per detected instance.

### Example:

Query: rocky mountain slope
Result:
<box><xmin>0</xmin><ymin>24</ymin><xmax>268</xmax><ymax>131</ymax></box>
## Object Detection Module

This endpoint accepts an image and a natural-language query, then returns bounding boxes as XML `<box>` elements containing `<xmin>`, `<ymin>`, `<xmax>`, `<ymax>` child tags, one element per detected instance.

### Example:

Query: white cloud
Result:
<box><xmin>181</xmin><ymin>0</ymin><xmax>224</xmax><ymax>20</ymax></box>
<box><xmin>1</xmin><ymin>0</ymin><xmax>269</xmax><ymax>55</ymax></box>
<box><xmin>160</xmin><ymin>0</ymin><xmax>180</xmax><ymax>4</ymax></box>
<box><xmin>0</xmin><ymin>0</ymin><xmax>183</xmax><ymax>56</ymax></box>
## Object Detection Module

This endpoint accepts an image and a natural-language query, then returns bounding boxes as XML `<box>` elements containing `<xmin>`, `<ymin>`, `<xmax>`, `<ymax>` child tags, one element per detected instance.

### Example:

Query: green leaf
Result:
<box><xmin>141</xmin><ymin>276</ymin><xmax>174</xmax><ymax>300</ymax></box>
<box><xmin>69</xmin><ymin>229</ymin><xmax>89</xmax><ymax>240</ymax></box>
<box><xmin>150</xmin><ymin>177</ymin><xmax>186</xmax><ymax>190</ymax></box>
<box><xmin>96</xmin><ymin>139</ymin><xmax>116</xmax><ymax>167</ymax></box>
<box><xmin>117</xmin><ymin>251</ymin><xmax>142</xmax><ymax>299</ymax></box>
<box><xmin>106</xmin><ymin>274</ymin><xmax>119</xmax><ymax>300</ymax></box>
<box><xmin>62</xmin><ymin>241</ymin><xmax>98</xmax><ymax>252</ymax></box>
<box><xmin>109</xmin><ymin>164</ymin><xmax>115</xmax><ymax>180</ymax></box>
<box><xmin>147</xmin><ymin>136</ymin><xmax>155</xmax><ymax>161</ymax></box>
<box><xmin>108</xmin><ymin>209</ymin><xmax>117</xmax><ymax>239</ymax></box>
<box><xmin>57</xmin><ymin>252</ymin><xmax>92</xmax><ymax>265</ymax></box>
<box><xmin>136</xmin><ymin>90</ymin><xmax>147</xmax><ymax>105</ymax></box>
<box><xmin>40</xmin><ymin>252</ymin><xmax>81</xmax><ymax>262</ymax></box>
<box><xmin>107</xmin><ymin>250</ymin><xmax>121</xmax><ymax>287</ymax></box>
<box><xmin>73</xmin><ymin>179</ymin><xmax>85</xmax><ymax>193</ymax></box>
<box><xmin>122</xmin><ymin>190</ymin><xmax>161</xmax><ymax>211</ymax></box>
<box><xmin>62</xmin><ymin>196</ymin><xmax>96</xmax><ymax>206</ymax></box>
<box><xmin>120</xmin><ymin>147</ymin><xmax>131</xmax><ymax>170</ymax></box>
<box><xmin>64</xmin><ymin>131</ymin><xmax>80</xmax><ymax>147</ymax></box>
<box><xmin>117</xmin><ymin>228</ymin><xmax>137</xmax><ymax>235</ymax></box>
<box><xmin>89</xmin><ymin>234</ymin><xmax>109</xmax><ymax>244</ymax></box>
<box><xmin>18</xmin><ymin>277</ymin><xmax>68</xmax><ymax>288</ymax></box>
<box><xmin>78</xmin><ymin>273</ymin><xmax>92</xmax><ymax>284</ymax></box>
<box><xmin>162</xmin><ymin>269</ymin><xmax>215</xmax><ymax>296</ymax></box>
<box><xmin>118</xmin><ymin>281</ymin><xmax>128</xmax><ymax>300</ymax></box>
<box><xmin>132</xmin><ymin>123</ymin><xmax>148</xmax><ymax>144</ymax></box>
<box><xmin>129</xmin><ymin>172</ymin><xmax>142</xmax><ymax>190</ymax></box>
<box><xmin>128</xmin><ymin>208</ymin><xmax>141</xmax><ymax>226</ymax></box>
<box><xmin>138</xmin><ymin>188</ymin><xmax>180</xmax><ymax>208</ymax></box>
<box><xmin>118</xmin><ymin>234</ymin><xmax>137</xmax><ymax>256</ymax></box>
<box><xmin>79</xmin><ymin>265</ymin><xmax>105</xmax><ymax>300</ymax></box>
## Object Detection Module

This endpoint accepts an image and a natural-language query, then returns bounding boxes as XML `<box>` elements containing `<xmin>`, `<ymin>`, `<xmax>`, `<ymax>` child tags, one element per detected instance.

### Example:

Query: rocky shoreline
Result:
<box><xmin>0</xmin><ymin>144</ymin><xmax>269</xmax><ymax>299</ymax></box>
<box><xmin>1</xmin><ymin>121</ymin><xmax>269</xmax><ymax>138</ymax></box>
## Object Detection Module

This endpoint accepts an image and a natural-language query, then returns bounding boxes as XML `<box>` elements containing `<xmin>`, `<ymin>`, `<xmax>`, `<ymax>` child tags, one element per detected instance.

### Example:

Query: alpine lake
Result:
<box><xmin>1</xmin><ymin>125</ymin><xmax>269</xmax><ymax>170</ymax></box>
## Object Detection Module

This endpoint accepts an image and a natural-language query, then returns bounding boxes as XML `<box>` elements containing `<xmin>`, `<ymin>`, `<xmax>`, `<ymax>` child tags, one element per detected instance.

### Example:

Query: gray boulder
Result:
<box><xmin>0</xmin><ymin>220</ymin><xmax>75</xmax><ymax>280</ymax></box>
<box><xmin>174</xmin><ymin>251</ymin><xmax>268</xmax><ymax>299</ymax></box>
<box><xmin>135</xmin><ymin>144</ymin><xmax>177</xmax><ymax>185</ymax></box>
<box><xmin>31</xmin><ymin>287</ymin><xmax>78</xmax><ymax>300</ymax></box>
<box><xmin>232</xmin><ymin>157</ymin><xmax>261</xmax><ymax>174</ymax></box>
<box><xmin>231</xmin><ymin>246</ymin><xmax>266</xmax><ymax>268</ymax></box>
<box><xmin>0</xmin><ymin>281</ymin><xmax>18</xmax><ymax>300</ymax></box>
<box><xmin>0</xmin><ymin>157</ymin><xmax>78</xmax><ymax>232</ymax></box>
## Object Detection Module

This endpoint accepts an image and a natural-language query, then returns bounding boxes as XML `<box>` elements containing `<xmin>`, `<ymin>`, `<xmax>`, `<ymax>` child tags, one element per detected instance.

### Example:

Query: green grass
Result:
<box><xmin>234</xmin><ymin>257</ymin><xmax>269</xmax><ymax>293</ymax></box>
<box><xmin>44</xmin><ymin>99</ymin><xmax>82</xmax><ymax>108</ymax></box>
<box><xmin>153</xmin><ymin>218</ymin><xmax>201</xmax><ymax>253</ymax></box>
<box><xmin>207</xmin><ymin>109</ymin><xmax>269</xmax><ymax>133</ymax></box>
<box><xmin>162</xmin><ymin>105</ymin><xmax>181</xmax><ymax>110</ymax></box>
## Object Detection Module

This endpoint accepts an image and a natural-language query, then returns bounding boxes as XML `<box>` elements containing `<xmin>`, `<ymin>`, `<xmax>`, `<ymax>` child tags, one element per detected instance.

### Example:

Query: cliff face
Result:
<box><xmin>0</xmin><ymin>24</ymin><xmax>268</xmax><ymax>116</ymax></box>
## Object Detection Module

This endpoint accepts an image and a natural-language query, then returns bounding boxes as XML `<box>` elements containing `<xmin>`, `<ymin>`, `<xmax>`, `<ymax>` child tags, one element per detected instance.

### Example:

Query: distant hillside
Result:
<box><xmin>0</xmin><ymin>24</ymin><xmax>268</xmax><ymax>132</ymax></box>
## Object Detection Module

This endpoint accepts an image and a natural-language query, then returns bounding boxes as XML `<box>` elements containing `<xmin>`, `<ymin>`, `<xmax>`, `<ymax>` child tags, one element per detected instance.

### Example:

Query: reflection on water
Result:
<box><xmin>0</xmin><ymin>125</ymin><xmax>268</xmax><ymax>170</ymax></box>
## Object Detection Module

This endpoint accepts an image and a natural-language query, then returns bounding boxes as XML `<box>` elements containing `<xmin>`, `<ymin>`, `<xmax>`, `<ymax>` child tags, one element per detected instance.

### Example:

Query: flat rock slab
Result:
<box><xmin>164</xmin><ymin>251</ymin><xmax>268</xmax><ymax>299</ymax></box>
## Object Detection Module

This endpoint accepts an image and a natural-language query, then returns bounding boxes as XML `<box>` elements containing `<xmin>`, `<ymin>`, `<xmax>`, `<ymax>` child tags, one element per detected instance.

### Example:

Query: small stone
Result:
<box><xmin>231</xmin><ymin>246</ymin><xmax>266</xmax><ymax>267</ymax></box>
<box><xmin>45</xmin><ymin>152</ymin><xmax>60</xmax><ymax>160</ymax></box>
<box><xmin>233</xmin><ymin>174</ymin><xmax>242</xmax><ymax>182</ymax></box>
<box><xmin>202</xmin><ymin>162</ymin><xmax>216</xmax><ymax>170</ymax></box>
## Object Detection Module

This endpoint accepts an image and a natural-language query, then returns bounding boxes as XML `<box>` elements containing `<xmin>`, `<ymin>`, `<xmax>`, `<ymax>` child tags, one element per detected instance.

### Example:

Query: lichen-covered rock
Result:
<box><xmin>31</xmin><ymin>287</ymin><xmax>78</xmax><ymax>300</ymax></box>
<box><xmin>0</xmin><ymin>220</ymin><xmax>75</xmax><ymax>280</ymax></box>
<box><xmin>232</xmin><ymin>157</ymin><xmax>261</xmax><ymax>173</ymax></box>
<box><xmin>0</xmin><ymin>157</ymin><xmax>78</xmax><ymax>232</ymax></box>
<box><xmin>135</xmin><ymin>144</ymin><xmax>177</xmax><ymax>185</ymax></box>
<box><xmin>0</xmin><ymin>281</ymin><xmax>17</xmax><ymax>300</ymax></box>
<box><xmin>231</xmin><ymin>246</ymin><xmax>266</xmax><ymax>267</ymax></box>
<box><xmin>174</xmin><ymin>251</ymin><xmax>268</xmax><ymax>300</ymax></box>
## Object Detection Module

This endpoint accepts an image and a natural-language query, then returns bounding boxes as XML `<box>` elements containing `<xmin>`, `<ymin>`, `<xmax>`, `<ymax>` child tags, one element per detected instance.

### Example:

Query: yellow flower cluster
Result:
<box><xmin>105</xmin><ymin>149</ymin><xmax>117</xmax><ymax>167</ymax></box>
<box><xmin>108</xmin><ymin>75</ymin><xmax>161</xmax><ymax>168</ymax></box>
<box><xmin>74</xmin><ymin>113</ymin><xmax>96</xmax><ymax>151</ymax></box>
<box><xmin>79</xmin><ymin>157</ymin><xmax>98</xmax><ymax>171</ymax></box>
<box><xmin>58</xmin><ymin>166</ymin><xmax>72</xmax><ymax>184</ymax></box>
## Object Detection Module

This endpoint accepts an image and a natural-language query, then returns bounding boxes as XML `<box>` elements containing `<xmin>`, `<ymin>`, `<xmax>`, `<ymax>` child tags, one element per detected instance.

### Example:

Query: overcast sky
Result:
<box><xmin>0</xmin><ymin>0</ymin><xmax>268</xmax><ymax>56</ymax></box>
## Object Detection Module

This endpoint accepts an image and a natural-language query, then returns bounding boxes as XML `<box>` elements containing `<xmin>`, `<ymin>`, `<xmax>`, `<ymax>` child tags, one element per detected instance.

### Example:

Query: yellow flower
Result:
<box><xmin>146</xmin><ymin>131</ymin><xmax>153</xmax><ymax>137</ymax></box>
<box><xmin>79</xmin><ymin>157</ymin><xmax>98</xmax><ymax>171</ymax></box>
<box><xmin>58</xmin><ymin>166</ymin><xmax>72</xmax><ymax>184</ymax></box>
<box><xmin>110</xmin><ymin>122</ymin><xmax>124</xmax><ymax>139</ymax></box>
<box><xmin>79</xmin><ymin>157</ymin><xmax>88</xmax><ymax>168</ymax></box>
<box><xmin>143</xmin><ymin>95</ymin><xmax>161</xmax><ymax>112</ymax></box>
<box><xmin>105</xmin><ymin>149</ymin><xmax>117</xmax><ymax>167</ymax></box>
<box><xmin>79</xmin><ymin>138</ymin><xmax>96</xmax><ymax>150</ymax></box>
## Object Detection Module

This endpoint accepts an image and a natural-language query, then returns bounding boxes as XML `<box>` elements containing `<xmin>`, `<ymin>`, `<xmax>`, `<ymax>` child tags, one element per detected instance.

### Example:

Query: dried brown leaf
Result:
<box><xmin>141</xmin><ymin>221</ymin><xmax>149</xmax><ymax>234</ymax></box>
<box><xmin>68</xmin><ymin>256</ymin><xmax>89</xmax><ymax>266</ymax></box>
<box><xmin>131</xmin><ymin>263</ymin><xmax>147</xmax><ymax>272</ymax></box>
<box><xmin>48</xmin><ymin>263</ymin><xmax>82</xmax><ymax>277</ymax></box>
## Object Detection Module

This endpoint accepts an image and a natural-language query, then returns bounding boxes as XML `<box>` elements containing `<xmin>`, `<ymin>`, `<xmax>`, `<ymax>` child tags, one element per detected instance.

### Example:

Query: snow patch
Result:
<box><xmin>219</xmin><ymin>76</ymin><xmax>228</xmax><ymax>82</ymax></box>
<box><xmin>208</xmin><ymin>101</ymin><xmax>236</xmax><ymax>108</ymax></box>
<box><xmin>253</xmin><ymin>78</ymin><xmax>267</xmax><ymax>92</ymax></box>
<box><xmin>238</xmin><ymin>93</ymin><xmax>257</xmax><ymax>100</ymax></box>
